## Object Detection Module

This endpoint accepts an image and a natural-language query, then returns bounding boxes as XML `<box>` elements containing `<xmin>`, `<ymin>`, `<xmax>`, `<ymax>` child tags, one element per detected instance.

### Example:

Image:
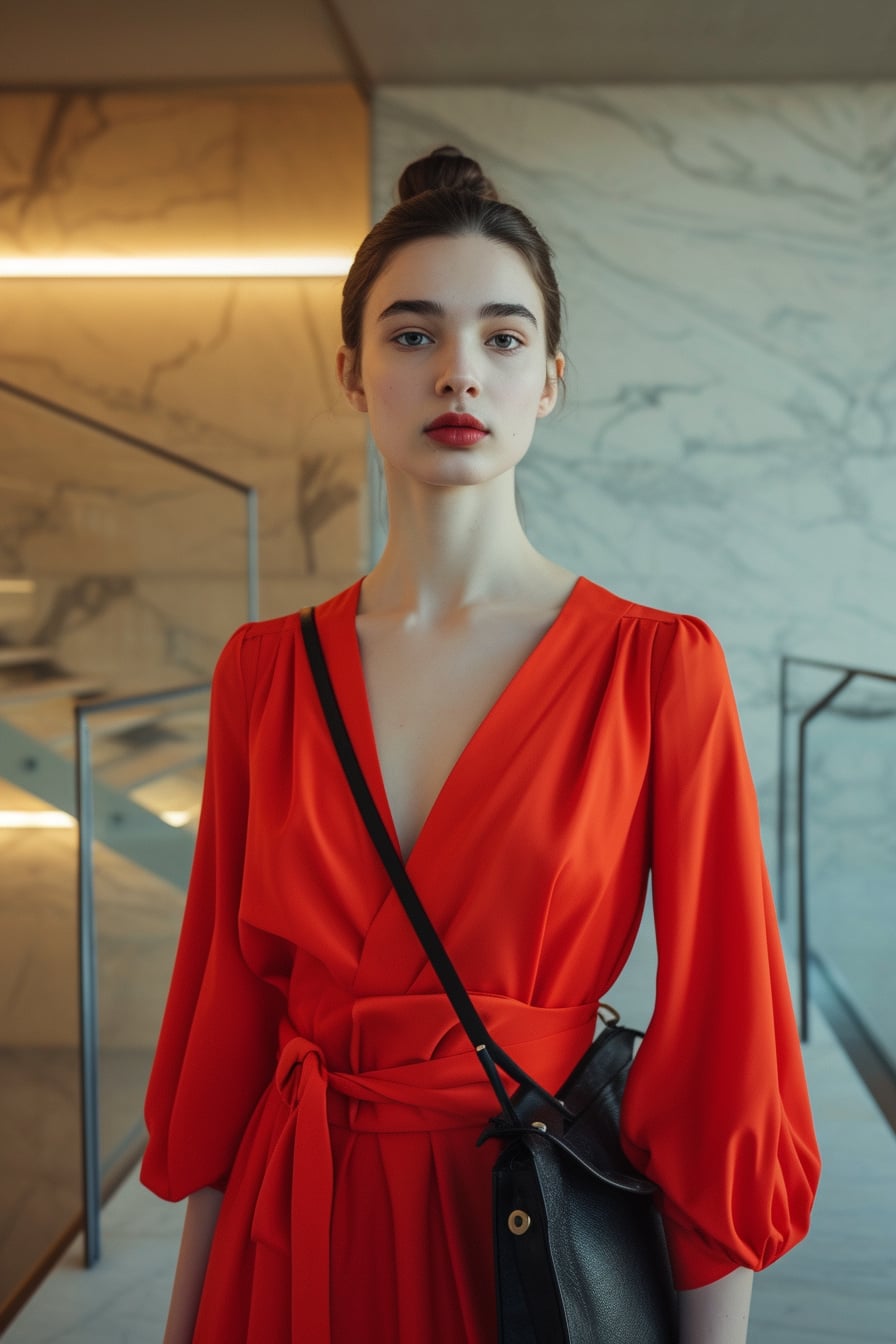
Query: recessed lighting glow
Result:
<box><xmin>0</xmin><ymin>255</ymin><xmax>352</xmax><ymax>279</ymax></box>
<box><xmin>160</xmin><ymin>809</ymin><xmax>193</xmax><ymax>828</ymax></box>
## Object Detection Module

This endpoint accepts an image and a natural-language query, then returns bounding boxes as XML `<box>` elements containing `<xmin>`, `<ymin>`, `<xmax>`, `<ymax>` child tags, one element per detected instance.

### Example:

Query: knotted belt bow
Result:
<box><xmin>250</xmin><ymin>998</ymin><xmax>600</xmax><ymax>1343</ymax></box>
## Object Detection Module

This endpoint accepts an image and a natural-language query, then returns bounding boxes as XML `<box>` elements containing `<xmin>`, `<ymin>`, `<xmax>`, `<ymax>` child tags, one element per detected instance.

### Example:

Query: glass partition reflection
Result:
<box><xmin>87</xmin><ymin>690</ymin><xmax>210</xmax><ymax>1197</ymax></box>
<box><xmin>805</xmin><ymin>676</ymin><xmax>896</xmax><ymax>1069</ymax></box>
<box><xmin>0</xmin><ymin>782</ymin><xmax>81</xmax><ymax>1316</ymax></box>
<box><xmin>779</xmin><ymin>657</ymin><xmax>896</xmax><ymax>1077</ymax></box>
<box><xmin>0</xmin><ymin>382</ymin><xmax>253</xmax><ymax>699</ymax></box>
<box><xmin>0</xmin><ymin>374</ymin><xmax>253</xmax><ymax>1316</ymax></box>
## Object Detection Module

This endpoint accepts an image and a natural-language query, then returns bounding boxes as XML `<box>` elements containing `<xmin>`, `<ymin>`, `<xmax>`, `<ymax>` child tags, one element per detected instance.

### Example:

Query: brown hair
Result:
<box><xmin>341</xmin><ymin>146</ymin><xmax>564</xmax><ymax>359</ymax></box>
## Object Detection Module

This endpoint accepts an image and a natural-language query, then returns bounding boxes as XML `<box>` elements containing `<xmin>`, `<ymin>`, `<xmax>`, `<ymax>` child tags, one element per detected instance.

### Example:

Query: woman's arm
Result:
<box><xmin>678</xmin><ymin>1266</ymin><xmax>754</xmax><ymax>1344</ymax></box>
<box><xmin>162</xmin><ymin>1187</ymin><xmax>223</xmax><ymax>1344</ymax></box>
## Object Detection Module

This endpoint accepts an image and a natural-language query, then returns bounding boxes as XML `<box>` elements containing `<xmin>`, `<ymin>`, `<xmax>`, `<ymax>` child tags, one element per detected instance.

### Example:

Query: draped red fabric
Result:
<box><xmin>141</xmin><ymin>577</ymin><xmax>820</xmax><ymax>1342</ymax></box>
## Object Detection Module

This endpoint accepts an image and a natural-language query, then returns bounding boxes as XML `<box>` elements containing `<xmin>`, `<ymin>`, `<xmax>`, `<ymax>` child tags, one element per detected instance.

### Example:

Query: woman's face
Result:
<box><xmin>337</xmin><ymin>233</ymin><xmax>564</xmax><ymax>489</ymax></box>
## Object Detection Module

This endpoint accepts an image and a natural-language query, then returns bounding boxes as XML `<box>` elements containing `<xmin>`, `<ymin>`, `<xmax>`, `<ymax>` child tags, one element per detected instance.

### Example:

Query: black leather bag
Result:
<box><xmin>300</xmin><ymin>607</ymin><xmax>679</xmax><ymax>1343</ymax></box>
<box><xmin>481</xmin><ymin>1017</ymin><xmax>678</xmax><ymax>1342</ymax></box>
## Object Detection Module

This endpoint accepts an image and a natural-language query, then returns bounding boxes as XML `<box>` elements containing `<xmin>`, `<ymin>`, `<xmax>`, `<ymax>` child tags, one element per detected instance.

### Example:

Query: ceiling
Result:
<box><xmin>1</xmin><ymin>0</ymin><xmax>895</xmax><ymax>89</ymax></box>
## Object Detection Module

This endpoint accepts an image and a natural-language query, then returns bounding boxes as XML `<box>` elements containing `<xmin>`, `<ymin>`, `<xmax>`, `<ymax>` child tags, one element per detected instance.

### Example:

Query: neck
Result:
<box><xmin>362</xmin><ymin>465</ymin><xmax>557</xmax><ymax>622</ymax></box>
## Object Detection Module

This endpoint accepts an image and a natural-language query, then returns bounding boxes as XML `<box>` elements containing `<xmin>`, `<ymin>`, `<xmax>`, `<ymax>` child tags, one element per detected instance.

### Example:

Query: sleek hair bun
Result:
<box><xmin>342</xmin><ymin>145</ymin><xmax>564</xmax><ymax>362</ymax></box>
<box><xmin>397</xmin><ymin>145</ymin><xmax>499</xmax><ymax>203</ymax></box>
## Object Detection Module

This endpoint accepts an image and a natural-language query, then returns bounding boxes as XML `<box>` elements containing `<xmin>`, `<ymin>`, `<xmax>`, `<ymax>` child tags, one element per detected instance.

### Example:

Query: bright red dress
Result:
<box><xmin>141</xmin><ymin>576</ymin><xmax>820</xmax><ymax>1343</ymax></box>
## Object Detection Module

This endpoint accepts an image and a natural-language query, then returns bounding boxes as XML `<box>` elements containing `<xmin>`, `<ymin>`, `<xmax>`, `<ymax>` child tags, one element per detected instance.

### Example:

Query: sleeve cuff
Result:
<box><xmin>662</xmin><ymin>1215</ymin><xmax>745</xmax><ymax>1290</ymax></box>
<box><xmin>140</xmin><ymin>1143</ymin><xmax>229</xmax><ymax>1203</ymax></box>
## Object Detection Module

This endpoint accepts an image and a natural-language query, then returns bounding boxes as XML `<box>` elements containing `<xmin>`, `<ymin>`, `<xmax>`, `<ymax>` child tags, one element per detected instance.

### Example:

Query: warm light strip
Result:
<box><xmin>0</xmin><ymin>810</ymin><xmax>75</xmax><ymax>829</ymax></box>
<box><xmin>0</xmin><ymin>808</ymin><xmax>193</xmax><ymax>828</ymax></box>
<box><xmin>0</xmin><ymin>255</ymin><xmax>352</xmax><ymax>279</ymax></box>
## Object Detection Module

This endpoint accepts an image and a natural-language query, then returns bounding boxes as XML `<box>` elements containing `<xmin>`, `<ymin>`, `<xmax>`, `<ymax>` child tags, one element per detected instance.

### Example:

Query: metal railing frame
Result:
<box><xmin>75</xmin><ymin>683</ymin><xmax>209</xmax><ymax>1267</ymax></box>
<box><xmin>777</xmin><ymin>655</ymin><xmax>896</xmax><ymax>1043</ymax></box>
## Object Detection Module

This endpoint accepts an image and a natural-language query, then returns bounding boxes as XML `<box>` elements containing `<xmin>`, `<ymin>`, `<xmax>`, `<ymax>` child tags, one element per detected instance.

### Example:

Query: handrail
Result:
<box><xmin>0</xmin><ymin>377</ymin><xmax>248</xmax><ymax>491</ymax></box>
<box><xmin>75</xmin><ymin>682</ymin><xmax>210</xmax><ymax>1267</ymax></box>
<box><xmin>0</xmin><ymin>376</ymin><xmax>259</xmax><ymax>621</ymax></box>
<box><xmin>777</xmin><ymin>655</ymin><xmax>896</xmax><ymax>1043</ymax></box>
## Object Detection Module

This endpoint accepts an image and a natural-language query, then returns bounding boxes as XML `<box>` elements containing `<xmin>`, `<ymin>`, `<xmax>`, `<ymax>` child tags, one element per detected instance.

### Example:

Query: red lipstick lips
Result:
<box><xmin>424</xmin><ymin>412</ymin><xmax>488</xmax><ymax>448</ymax></box>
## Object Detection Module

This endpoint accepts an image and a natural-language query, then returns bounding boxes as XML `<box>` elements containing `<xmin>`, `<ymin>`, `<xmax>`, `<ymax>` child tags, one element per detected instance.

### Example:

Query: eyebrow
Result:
<box><xmin>376</xmin><ymin>299</ymin><xmax>539</xmax><ymax>327</ymax></box>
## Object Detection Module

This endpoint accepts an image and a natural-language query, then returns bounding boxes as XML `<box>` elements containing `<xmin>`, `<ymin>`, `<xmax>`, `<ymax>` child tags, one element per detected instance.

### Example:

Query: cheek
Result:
<box><xmin>370</xmin><ymin>359</ymin><xmax>417</xmax><ymax>408</ymax></box>
<box><xmin>371</xmin><ymin>376</ymin><xmax>403</xmax><ymax>410</ymax></box>
<box><xmin>364</xmin><ymin>378</ymin><xmax>410</xmax><ymax>439</ymax></box>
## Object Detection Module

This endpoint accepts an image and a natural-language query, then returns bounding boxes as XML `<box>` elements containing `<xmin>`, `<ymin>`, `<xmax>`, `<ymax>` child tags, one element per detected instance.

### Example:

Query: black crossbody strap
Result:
<box><xmin>299</xmin><ymin>606</ymin><xmax>567</xmax><ymax>1121</ymax></box>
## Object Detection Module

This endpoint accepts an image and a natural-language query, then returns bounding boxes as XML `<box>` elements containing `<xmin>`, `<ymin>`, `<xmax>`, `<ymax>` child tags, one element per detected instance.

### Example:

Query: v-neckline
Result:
<box><xmin>339</xmin><ymin>574</ymin><xmax>586</xmax><ymax>868</ymax></box>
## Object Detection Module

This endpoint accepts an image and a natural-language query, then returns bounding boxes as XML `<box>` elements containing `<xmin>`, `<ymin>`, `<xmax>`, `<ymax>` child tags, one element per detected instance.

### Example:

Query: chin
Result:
<box><xmin>403</xmin><ymin>445</ymin><xmax>526</xmax><ymax>484</ymax></box>
<box><xmin>423</xmin><ymin>459</ymin><xmax>517</xmax><ymax>489</ymax></box>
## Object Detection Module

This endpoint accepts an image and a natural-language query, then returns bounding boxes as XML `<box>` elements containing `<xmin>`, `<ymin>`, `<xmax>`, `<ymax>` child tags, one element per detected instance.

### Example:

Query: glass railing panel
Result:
<box><xmin>0</xmin><ymin>376</ymin><xmax>255</xmax><ymax>1312</ymax></box>
<box><xmin>0</xmin><ymin>781</ymin><xmax>81</xmax><ymax>1318</ymax></box>
<box><xmin>775</xmin><ymin>659</ymin><xmax>847</xmax><ymax>928</ymax></box>
<box><xmin>0</xmin><ymin>380</ymin><xmax>254</xmax><ymax>701</ymax></box>
<box><xmin>805</xmin><ymin>674</ymin><xmax>896</xmax><ymax>1069</ymax></box>
<box><xmin>84</xmin><ymin>688</ymin><xmax>210</xmax><ymax>1206</ymax></box>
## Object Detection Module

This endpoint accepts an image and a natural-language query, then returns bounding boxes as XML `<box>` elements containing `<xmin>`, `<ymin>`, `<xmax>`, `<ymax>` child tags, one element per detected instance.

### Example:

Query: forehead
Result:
<box><xmin>366</xmin><ymin>233</ymin><xmax>544</xmax><ymax>323</ymax></box>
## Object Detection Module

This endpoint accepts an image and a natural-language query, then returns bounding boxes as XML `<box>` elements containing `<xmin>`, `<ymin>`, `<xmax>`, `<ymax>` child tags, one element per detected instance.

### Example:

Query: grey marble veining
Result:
<box><xmin>373</xmin><ymin>84</ymin><xmax>896</xmax><ymax>860</ymax></box>
<box><xmin>370</xmin><ymin>89</ymin><xmax>896</xmax><ymax>1336</ymax></box>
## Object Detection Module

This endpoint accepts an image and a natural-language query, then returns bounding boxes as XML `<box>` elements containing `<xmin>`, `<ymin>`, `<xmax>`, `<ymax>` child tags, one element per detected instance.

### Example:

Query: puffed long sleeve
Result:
<box><xmin>620</xmin><ymin>615</ymin><xmax>821</xmax><ymax>1289</ymax></box>
<box><xmin>141</xmin><ymin>624</ymin><xmax>282</xmax><ymax>1201</ymax></box>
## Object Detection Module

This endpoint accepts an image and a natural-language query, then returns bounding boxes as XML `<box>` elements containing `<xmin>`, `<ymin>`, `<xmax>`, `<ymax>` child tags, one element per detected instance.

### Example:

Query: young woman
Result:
<box><xmin>142</xmin><ymin>146</ymin><xmax>820</xmax><ymax>1344</ymax></box>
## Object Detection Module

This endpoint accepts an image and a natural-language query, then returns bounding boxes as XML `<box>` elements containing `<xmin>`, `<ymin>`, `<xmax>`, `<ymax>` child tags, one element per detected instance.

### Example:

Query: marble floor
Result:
<box><xmin>5</xmin><ymin>974</ymin><xmax>896</xmax><ymax>1342</ymax></box>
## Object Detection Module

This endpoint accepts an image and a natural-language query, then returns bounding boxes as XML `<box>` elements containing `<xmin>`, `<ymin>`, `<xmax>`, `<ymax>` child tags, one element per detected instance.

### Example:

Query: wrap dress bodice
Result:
<box><xmin>141</xmin><ymin>577</ymin><xmax>820</xmax><ymax>1343</ymax></box>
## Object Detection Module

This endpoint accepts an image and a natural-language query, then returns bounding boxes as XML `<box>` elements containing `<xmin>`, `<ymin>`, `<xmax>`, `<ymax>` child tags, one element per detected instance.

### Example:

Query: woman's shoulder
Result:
<box><xmin>577</xmin><ymin>576</ymin><xmax>715</xmax><ymax>637</ymax></box>
<box><xmin>211</xmin><ymin>578</ymin><xmax>362</xmax><ymax>690</ymax></box>
<box><xmin>222</xmin><ymin>578</ymin><xmax>360</xmax><ymax>649</ymax></box>
<box><xmin>575</xmin><ymin>578</ymin><xmax>729</xmax><ymax>694</ymax></box>
<box><xmin>211</xmin><ymin>611</ymin><xmax>294</xmax><ymax>677</ymax></box>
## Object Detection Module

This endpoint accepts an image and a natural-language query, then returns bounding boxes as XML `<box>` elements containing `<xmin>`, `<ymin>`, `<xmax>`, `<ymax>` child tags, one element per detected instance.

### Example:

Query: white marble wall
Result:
<box><xmin>373</xmin><ymin>85</ymin><xmax>896</xmax><ymax>876</ymax></box>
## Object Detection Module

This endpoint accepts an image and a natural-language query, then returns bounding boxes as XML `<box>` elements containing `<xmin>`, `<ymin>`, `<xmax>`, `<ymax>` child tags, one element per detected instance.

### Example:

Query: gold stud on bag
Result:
<box><xmin>508</xmin><ymin>1210</ymin><xmax>531</xmax><ymax>1236</ymax></box>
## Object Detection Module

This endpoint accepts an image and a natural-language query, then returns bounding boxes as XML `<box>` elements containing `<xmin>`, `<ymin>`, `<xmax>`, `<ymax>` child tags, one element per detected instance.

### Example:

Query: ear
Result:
<box><xmin>536</xmin><ymin>351</ymin><xmax>565</xmax><ymax>419</ymax></box>
<box><xmin>336</xmin><ymin>346</ymin><xmax>368</xmax><ymax>412</ymax></box>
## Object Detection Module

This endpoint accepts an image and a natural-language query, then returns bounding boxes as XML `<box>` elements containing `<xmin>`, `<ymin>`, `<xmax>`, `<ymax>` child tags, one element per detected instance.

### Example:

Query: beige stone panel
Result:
<box><xmin>0</xmin><ymin>279</ymin><xmax>365</xmax><ymax>575</ymax></box>
<box><xmin>66</xmin><ymin>576</ymin><xmax>252</xmax><ymax>688</ymax></box>
<box><xmin>0</xmin><ymin>277</ymin><xmax>365</xmax><ymax>684</ymax></box>
<box><xmin>0</xmin><ymin>81</ymin><xmax>370</xmax><ymax>720</ymax></box>
<box><xmin>0</xmin><ymin>84</ymin><xmax>369</xmax><ymax>256</ymax></box>
<box><xmin>1</xmin><ymin>563</ymin><xmax>363</xmax><ymax>694</ymax></box>
<box><xmin>1</xmin><ymin>412</ymin><xmax>248</xmax><ymax>577</ymax></box>
<box><xmin>0</xmin><ymin>85</ymin><xmax>370</xmax><ymax>1062</ymax></box>
<box><xmin>0</xmin><ymin>276</ymin><xmax>356</xmax><ymax>455</ymax></box>
<box><xmin>235</xmin><ymin>85</ymin><xmax>370</xmax><ymax>255</ymax></box>
<box><xmin>0</xmin><ymin>798</ymin><xmax>80</xmax><ymax>1048</ymax></box>
<box><xmin>0</xmin><ymin>827</ymin><xmax>184</xmax><ymax>1051</ymax></box>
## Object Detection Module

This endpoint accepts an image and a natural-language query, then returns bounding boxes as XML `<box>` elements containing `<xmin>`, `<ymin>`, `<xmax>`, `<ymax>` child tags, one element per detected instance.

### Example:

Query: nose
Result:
<box><xmin>434</xmin><ymin>342</ymin><xmax>481</xmax><ymax>398</ymax></box>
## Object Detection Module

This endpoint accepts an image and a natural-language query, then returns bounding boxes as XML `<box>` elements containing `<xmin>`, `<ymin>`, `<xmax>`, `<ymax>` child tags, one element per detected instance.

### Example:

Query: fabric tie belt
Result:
<box><xmin>249</xmin><ymin>994</ymin><xmax>600</xmax><ymax>1343</ymax></box>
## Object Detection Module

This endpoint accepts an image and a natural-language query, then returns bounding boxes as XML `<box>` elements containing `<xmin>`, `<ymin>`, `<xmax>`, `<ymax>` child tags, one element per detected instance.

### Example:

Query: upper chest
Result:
<box><xmin>354</xmin><ymin>605</ymin><xmax>566</xmax><ymax>860</ymax></box>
